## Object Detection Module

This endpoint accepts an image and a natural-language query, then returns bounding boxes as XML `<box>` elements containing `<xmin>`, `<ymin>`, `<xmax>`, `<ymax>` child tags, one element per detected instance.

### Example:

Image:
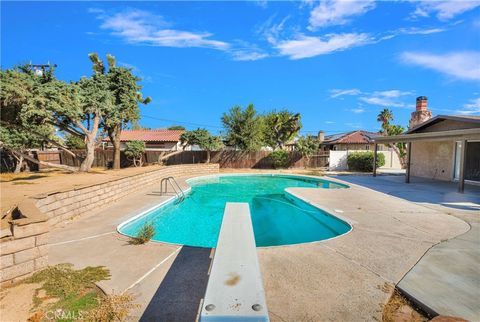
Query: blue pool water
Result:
<box><xmin>119</xmin><ymin>175</ymin><xmax>351</xmax><ymax>247</ymax></box>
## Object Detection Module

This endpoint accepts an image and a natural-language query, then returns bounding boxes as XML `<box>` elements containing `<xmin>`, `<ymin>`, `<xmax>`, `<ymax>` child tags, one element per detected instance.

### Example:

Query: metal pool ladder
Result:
<box><xmin>160</xmin><ymin>176</ymin><xmax>185</xmax><ymax>202</ymax></box>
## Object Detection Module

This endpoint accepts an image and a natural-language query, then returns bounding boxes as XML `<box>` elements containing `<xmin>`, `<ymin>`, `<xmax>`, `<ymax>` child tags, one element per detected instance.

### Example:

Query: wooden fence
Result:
<box><xmin>34</xmin><ymin>149</ymin><xmax>330</xmax><ymax>169</ymax></box>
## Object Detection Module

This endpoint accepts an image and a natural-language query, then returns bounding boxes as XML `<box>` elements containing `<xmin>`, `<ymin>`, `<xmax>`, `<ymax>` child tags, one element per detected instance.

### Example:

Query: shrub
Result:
<box><xmin>124</xmin><ymin>140</ymin><xmax>145</xmax><ymax>167</ymax></box>
<box><xmin>131</xmin><ymin>223</ymin><xmax>155</xmax><ymax>244</ymax></box>
<box><xmin>347</xmin><ymin>151</ymin><xmax>385</xmax><ymax>172</ymax></box>
<box><xmin>269</xmin><ymin>150</ymin><xmax>290</xmax><ymax>169</ymax></box>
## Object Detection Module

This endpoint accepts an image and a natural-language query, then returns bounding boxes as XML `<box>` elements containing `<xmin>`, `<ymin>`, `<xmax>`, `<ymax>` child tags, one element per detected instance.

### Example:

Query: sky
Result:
<box><xmin>2</xmin><ymin>0</ymin><xmax>480</xmax><ymax>136</ymax></box>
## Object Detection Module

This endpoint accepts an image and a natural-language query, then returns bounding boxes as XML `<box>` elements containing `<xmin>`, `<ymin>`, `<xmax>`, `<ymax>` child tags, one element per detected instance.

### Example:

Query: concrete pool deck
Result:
<box><xmin>334</xmin><ymin>175</ymin><xmax>480</xmax><ymax>321</ymax></box>
<box><xmin>47</xmin><ymin>173</ymin><xmax>477</xmax><ymax>321</ymax></box>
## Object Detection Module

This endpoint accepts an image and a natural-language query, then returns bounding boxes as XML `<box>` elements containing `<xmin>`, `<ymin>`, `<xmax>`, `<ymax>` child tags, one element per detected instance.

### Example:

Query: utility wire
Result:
<box><xmin>141</xmin><ymin>114</ymin><xmax>380</xmax><ymax>134</ymax></box>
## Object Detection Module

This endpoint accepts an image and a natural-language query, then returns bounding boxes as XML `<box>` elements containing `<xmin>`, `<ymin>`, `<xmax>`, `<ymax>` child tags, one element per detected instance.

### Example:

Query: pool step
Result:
<box><xmin>200</xmin><ymin>202</ymin><xmax>269</xmax><ymax>322</ymax></box>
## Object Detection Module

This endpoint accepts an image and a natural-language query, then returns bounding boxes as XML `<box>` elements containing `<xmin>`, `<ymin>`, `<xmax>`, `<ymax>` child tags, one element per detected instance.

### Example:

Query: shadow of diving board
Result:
<box><xmin>200</xmin><ymin>202</ymin><xmax>269</xmax><ymax>322</ymax></box>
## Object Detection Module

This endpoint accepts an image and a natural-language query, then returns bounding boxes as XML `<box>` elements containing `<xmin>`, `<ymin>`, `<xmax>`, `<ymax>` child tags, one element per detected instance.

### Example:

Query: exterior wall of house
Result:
<box><xmin>111</xmin><ymin>141</ymin><xmax>182</xmax><ymax>151</ymax></box>
<box><xmin>410</xmin><ymin>140</ymin><xmax>454</xmax><ymax>181</ymax></box>
<box><xmin>416</xmin><ymin>120</ymin><xmax>480</xmax><ymax>133</ymax></box>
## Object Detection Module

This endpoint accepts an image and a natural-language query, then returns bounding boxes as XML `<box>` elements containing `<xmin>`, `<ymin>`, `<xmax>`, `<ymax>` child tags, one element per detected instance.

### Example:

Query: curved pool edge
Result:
<box><xmin>116</xmin><ymin>173</ymin><xmax>354</xmax><ymax>249</ymax></box>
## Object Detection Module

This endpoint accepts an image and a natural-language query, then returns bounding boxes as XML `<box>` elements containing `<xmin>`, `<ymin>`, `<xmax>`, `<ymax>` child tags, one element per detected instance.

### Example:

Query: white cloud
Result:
<box><xmin>94</xmin><ymin>9</ymin><xmax>270</xmax><ymax>61</ymax></box>
<box><xmin>309</xmin><ymin>0</ymin><xmax>375</xmax><ymax>29</ymax></box>
<box><xmin>231</xmin><ymin>50</ymin><xmax>269</xmax><ymax>61</ymax></box>
<box><xmin>350</xmin><ymin>107</ymin><xmax>365</xmax><ymax>114</ymax></box>
<box><xmin>458</xmin><ymin>98</ymin><xmax>480</xmax><ymax>115</ymax></box>
<box><xmin>325</xmin><ymin>121</ymin><xmax>335</xmax><ymax>124</ymax></box>
<box><xmin>359</xmin><ymin>90</ymin><xmax>413</xmax><ymax>107</ymax></box>
<box><xmin>329</xmin><ymin>88</ymin><xmax>361</xmax><ymax>98</ymax></box>
<box><xmin>98</xmin><ymin>9</ymin><xmax>230</xmax><ymax>50</ymax></box>
<box><xmin>275</xmin><ymin>33</ymin><xmax>372</xmax><ymax>59</ymax></box>
<box><xmin>396</xmin><ymin>27</ymin><xmax>446</xmax><ymax>35</ymax></box>
<box><xmin>400</xmin><ymin>51</ymin><xmax>480</xmax><ymax>81</ymax></box>
<box><xmin>412</xmin><ymin>1</ymin><xmax>480</xmax><ymax>21</ymax></box>
<box><xmin>253</xmin><ymin>0</ymin><xmax>268</xmax><ymax>9</ymax></box>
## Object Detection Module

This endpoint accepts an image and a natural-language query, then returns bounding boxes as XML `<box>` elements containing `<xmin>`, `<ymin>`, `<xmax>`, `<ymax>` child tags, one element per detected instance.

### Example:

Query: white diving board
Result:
<box><xmin>200</xmin><ymin>202</ymin><xmax>269</xmax><ymax>322</ymax></box>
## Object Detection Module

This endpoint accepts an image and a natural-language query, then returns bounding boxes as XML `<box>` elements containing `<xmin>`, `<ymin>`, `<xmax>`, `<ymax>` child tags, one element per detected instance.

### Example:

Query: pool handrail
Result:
<box><xmin>160</xmin><ymin>176</ymin><xmax>185</xmax><ymax>202</ymax></box>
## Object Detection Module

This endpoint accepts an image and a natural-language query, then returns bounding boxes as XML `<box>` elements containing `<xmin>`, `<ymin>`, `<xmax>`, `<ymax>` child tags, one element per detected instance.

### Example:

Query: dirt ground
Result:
<box><xmin>0</xmin><ymin>282</ymin><xmax>41</xmax><ymax>322</ymax></box>
<box><xmin>0</xmin><ymin>165</ymin><xmax>170</xmax><ymax>214</ymax></box>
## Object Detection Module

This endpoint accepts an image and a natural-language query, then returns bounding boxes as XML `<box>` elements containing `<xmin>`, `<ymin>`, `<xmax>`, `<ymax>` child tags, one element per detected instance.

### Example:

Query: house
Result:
<box><xmin>373</xmin><ymin>96</ymin><xmax>480</xmax><ymax>192</ymax></box>
<box><xmin>102</xmin><ymin>129</ymin><xmax>187</xmax><ymax>152</ymax></box>
<box><xmin>318</xmin><ymin>130</ymin><xmax>386</xmax><ymax>151</ymax></box>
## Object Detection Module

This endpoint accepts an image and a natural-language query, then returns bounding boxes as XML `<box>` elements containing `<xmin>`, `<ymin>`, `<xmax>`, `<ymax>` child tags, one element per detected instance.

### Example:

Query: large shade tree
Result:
<box><xmin>0</xmin><ymin>67</ymin><xmax>82</xmax><ymax>172</ymax></box>
<box><xmin>221</xmin><ymin>104</ymin><xmax>264</xmax><ymax>151</ymax></box>
<box><xmin>180</xmin><ymin>128</ymin><xmax>223</xmax><ymax>163</ymax></box>
<box><xmin>263</xmin><ymin>110</ymin><xmax>301</xmax><ymax>150</ymax></box>
<box><xmin>89</xmin><ymin>53</ymin><xmax>150</xmax><ymax>170</ymax></box>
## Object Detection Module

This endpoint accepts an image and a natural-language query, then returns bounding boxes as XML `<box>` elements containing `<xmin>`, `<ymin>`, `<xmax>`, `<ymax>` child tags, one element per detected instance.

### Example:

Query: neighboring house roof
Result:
<box><xmin>102</xmin><ymin>129</ymin><xmax>185</xmax><ymax>143</ymax></box>
<box><xmin>407</xmin><ymin>115</ymin><xmax>480</xmax><ymax>134</ymax></box>
<box><xmin>323</xmin><ymin>130</ymin><xmax>382</xmax><ymax>144</ymax></box>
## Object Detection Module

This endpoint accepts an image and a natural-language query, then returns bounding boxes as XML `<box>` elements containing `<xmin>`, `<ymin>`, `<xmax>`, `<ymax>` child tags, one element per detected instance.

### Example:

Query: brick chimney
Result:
<box><xmin>317</xmin><ymin>131</ymin><xmax>325</xmax><ymax>143</ymax></box>
<box><xmin>409</xmin><ymin>96</ymin><xmax>432</xmax><ymax>129</ymax></box>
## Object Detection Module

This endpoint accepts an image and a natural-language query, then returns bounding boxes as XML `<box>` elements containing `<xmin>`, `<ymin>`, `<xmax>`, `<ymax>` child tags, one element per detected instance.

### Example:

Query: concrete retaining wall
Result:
<box><xmin>35</xmin><ymin>163</ymin><xmax>219</xmax><ymax>226</ymax></box>
<box><xmin>0</xmin><ymin>200</ymin><xmax>49</xmax><ymax>286</ymax></box>
<box><xmin>0</xmin><ymin>164</ymin><xmax>219</xmax><ymax>285</ymax></box>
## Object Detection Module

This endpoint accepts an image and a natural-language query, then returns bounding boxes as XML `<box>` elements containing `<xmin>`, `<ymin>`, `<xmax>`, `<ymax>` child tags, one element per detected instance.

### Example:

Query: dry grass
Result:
<box><xmin>382</xmin><ymin>289</ymin><xmax>427</xmax><ymax>322</ymax></box>
<box><xmin>0</xmin><ymin>167</ymin><xmax>109</xmax><ymax>182</ymax></box>
<box><xmin>86</xmin><ymin>293</ymin><xmax>140</xmax><ymax>321</ymax></box>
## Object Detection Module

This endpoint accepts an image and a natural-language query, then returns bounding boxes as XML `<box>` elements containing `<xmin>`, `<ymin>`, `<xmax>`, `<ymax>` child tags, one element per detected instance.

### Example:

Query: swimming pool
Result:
<box><xmin>118</xmin><ymin>174</ymin><xmax>351</xmax><ymax>247</ymax></box>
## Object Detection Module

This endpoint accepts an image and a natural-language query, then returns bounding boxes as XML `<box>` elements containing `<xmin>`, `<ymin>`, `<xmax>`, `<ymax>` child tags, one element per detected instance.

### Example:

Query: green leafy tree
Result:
<box><xmin>221</xmin><ymin>104</ymin><xmax>264</xmax><ymax>151</ymax></box>
<box><xmin>168</xmin><ymin>125</ymin><xmax>185</xmax><ymax>130</ymax></box>
<box><xmin>295</xmin><ymin>135</ymin><xmax>319</xmax><ymax>168</ymax></box>
<box><xmin>377</xmin><ymin>108</ymin><xmax>393</xmax><ymax>129</ymax></box>
<box><xmin>269</xmin><ymin>150</ymin><xmax>290</xmax><ymax>169</ymax></box>
<box><xmin>180</xmin><ymin>128</ymin><xmax>223</xmax><ymax>163</ymax></box>
<box><xmin>124</xmin><ymin>140</ymin><xmax>145</xmax><ymax>167</ymax></box>
<box><xmin>64</xmin><ymin>134</ymin><xmax>86</xmax><ymax>150</ymax></box>
<box><xmin>263</xmin><ymin>110</ymin><xmax>301</xmax><ymax>150</ymax></box>
<box><xmin>89</xmin><ymin>53</ymin><xmax>151</xmax><ymax>170</ymax></box>
<box><xmin>16</xmin><ymin>62</ymin><xmax>113</xmax><ymax>172</ymax></box>
<box><xmin>0</xmin><ymin>67</ymin><xmax>81</xmax><ymax>172</ymax></box>
<box><xmin>376</xmin><ymin>109</ymin><xmax>407</xmax><ymax>168</ymax></box>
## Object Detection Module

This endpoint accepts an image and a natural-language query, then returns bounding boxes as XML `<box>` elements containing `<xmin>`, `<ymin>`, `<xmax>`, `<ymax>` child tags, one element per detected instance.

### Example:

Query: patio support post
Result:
<box><xmin>458</xmin><ymin>139</ymin><xmax>467</xmax><ymax>193</ymax></box>
<box><xmin>373</xmin><ymin>143</ymin><xmax>378</xmax><ymax>177</ymax></box>
<box><xmin>406</xmin><ymin>142</ymin><xmax>412</xmax><ymax>183</ymax></box>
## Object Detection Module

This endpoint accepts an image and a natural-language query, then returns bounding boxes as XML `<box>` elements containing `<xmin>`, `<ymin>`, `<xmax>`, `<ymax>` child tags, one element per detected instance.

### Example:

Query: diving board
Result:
<box><xmin>200</xmin><ymin>202</ymin><xmax>269</xmax><ymax>322</ymax></box>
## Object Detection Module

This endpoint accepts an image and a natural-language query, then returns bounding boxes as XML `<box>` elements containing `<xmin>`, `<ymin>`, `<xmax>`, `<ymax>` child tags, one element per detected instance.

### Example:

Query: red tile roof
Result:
<box><xmin>324</xmin><ymin>131</ymin><xmax>382</xmax><ymax>144</ymax></box>
<box><xmin>102</xmin><ymin>129</ymin><xmax>185</xmax><ymax>143</ymax></box>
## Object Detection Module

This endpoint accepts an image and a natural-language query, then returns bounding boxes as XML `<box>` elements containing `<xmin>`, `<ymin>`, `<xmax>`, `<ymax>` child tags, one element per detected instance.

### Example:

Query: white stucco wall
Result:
<box><xmin>329</xmin><ymin>150</ymin><xmax>401</xmax><ymax>171</ymax></box>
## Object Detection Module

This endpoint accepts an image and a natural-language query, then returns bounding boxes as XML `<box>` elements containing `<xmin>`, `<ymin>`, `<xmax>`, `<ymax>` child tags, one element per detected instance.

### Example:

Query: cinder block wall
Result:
<box><xmin>0</xmin><ymin>201</ymin><xmax>49</xmax><ymax>286</ymax></box>
<box><xmin>36</xmin><ymin>163</ymin><xmax>219</xmax><ymax>225</ymax></box>
<box><xmin>0</xmin><ymin>164</ymin><xmax>219</xmax><ymax>285</ymax></box>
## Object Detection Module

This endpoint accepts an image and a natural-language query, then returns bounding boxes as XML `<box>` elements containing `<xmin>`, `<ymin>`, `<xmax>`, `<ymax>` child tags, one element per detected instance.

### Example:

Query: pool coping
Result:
<box><xmin>116</xmin><ymin>173</ymin><xmax>354</xmax><ymax>249</ymax></box>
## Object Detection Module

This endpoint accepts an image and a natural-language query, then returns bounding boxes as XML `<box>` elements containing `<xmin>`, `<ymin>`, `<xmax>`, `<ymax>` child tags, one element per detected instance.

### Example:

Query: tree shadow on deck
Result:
<box><xmin>140</xmin><ymin>246</ymin><xmax>212</xmax><ymax>322</ymax></box>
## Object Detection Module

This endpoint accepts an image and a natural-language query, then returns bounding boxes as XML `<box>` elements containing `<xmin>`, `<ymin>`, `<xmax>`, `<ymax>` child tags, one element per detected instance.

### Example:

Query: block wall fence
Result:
<box><xmin>0</xmin><ymin>163</ymin><xmax>219</xmax><ymax>285</ymax></box>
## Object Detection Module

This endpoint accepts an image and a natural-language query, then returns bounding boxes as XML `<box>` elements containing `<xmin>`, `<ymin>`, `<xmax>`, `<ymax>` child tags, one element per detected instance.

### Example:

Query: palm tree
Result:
<box><xmin>377</xmin><ymin>108</ymin><xmax>393</xmax><ymax>131</ymax></box>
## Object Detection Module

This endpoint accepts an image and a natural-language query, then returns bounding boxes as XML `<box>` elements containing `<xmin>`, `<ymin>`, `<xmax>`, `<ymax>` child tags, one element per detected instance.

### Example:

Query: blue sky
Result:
<box><xmin>2</xmin><ymin>1</ymin><xmax>480</xmax><ymax>135</ymax></box>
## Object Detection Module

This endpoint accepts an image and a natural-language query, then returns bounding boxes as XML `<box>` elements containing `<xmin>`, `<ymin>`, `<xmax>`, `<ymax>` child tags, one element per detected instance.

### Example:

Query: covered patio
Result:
<box><xmin>372</xmin><ymin>125</ymin><xmax>480</xmax><ymax>193</ymax></box>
